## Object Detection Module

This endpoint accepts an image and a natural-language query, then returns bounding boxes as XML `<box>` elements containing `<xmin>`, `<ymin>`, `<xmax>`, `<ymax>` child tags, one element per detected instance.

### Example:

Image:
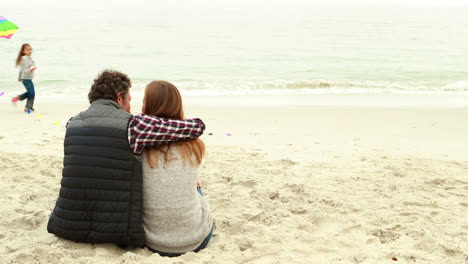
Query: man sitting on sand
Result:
<box><xmin>47</xmin><ymin>70</ymin><xmax>205</xmax><ymax>247</ymax></box>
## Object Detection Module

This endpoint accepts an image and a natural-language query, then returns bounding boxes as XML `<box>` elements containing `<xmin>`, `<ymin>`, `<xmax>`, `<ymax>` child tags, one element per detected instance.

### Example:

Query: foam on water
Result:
<box><xmin>6</xmin><ymin>79</ymin><xmax>465</xmax><ymax>99</ymax></box>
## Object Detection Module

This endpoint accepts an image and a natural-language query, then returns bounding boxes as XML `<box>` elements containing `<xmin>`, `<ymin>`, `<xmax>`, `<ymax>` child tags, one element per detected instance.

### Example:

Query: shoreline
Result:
<box><xmin>0</xmin><ymin>98</ymin><xmax>467</xmax><ymax>161</ymax></box>
<box><xmin>2</xmin><ymin>93</ymin><xmax>468</xmax><ymax>108</ymax></box>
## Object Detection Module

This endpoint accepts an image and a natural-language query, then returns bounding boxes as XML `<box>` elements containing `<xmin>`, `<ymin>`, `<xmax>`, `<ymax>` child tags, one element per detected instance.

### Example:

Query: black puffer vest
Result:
<box><xmin>47</xmin><ymin>99</ymin><xmax>144</xmax><ymax>247</ymax></box>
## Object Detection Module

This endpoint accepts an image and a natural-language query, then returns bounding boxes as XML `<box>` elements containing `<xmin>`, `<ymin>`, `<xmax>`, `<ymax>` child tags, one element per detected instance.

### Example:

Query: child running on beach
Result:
<box><xmin>12</xmin><ymin>43</ymin><xmax>37</xmax><ymax>112</ymax></box>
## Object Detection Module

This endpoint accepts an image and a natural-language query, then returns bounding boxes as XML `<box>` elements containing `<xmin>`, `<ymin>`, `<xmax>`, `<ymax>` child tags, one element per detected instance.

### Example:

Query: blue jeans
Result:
<box><xmin>19</xmin><ymin>79</ymin><xmax>35</xmax><ymax>109</ymax></box>
<box><xmin>146</xmin><ymin>187</ymin><xmax>214</xmax><ymax>257</ymax></box>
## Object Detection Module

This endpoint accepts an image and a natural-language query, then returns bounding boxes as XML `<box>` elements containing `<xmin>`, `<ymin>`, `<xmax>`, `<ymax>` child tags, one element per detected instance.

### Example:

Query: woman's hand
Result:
<box><xmin>31</xmin><ymin>66</ymin><xmax>37</xmax><ymax>72</ymax></box>
<box><xmin>18</xmin><ymin>78</ymin><xmax>21</xmax><ymax>82</ymax></box>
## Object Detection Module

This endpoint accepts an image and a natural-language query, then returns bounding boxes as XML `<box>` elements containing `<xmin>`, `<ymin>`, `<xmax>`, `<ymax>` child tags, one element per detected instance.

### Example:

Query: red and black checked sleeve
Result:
<box><xmin>128</xmin><ymin>114</ymin><xmax>206</xmax><ymax>155</ymax></box>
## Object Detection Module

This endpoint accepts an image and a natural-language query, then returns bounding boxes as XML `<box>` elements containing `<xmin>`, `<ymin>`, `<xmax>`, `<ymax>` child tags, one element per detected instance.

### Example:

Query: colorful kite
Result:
<box><xmin>0</xmin><ymin>16</ymin><xmax>19</xmax><ymax>39</ymax></box>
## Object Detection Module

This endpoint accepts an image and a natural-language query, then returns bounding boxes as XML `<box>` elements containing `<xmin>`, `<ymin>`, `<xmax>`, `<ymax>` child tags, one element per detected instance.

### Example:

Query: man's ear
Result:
<box><xmin>116</xmin><ymin>92</ymin><xmax>124</xmax><ymax>105</ymax></box>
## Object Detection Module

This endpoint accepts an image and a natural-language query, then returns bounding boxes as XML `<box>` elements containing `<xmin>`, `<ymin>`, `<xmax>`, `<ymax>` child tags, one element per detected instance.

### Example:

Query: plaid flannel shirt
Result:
<box><xmin>128</xmin><ymin>114</ymin><xmax>206</xmax><ymax>155</ymax></box>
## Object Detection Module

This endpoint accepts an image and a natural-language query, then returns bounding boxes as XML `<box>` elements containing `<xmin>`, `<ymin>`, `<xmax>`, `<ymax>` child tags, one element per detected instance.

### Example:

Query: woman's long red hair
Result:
<box><xmin>143</xmin><ymin>81</ymin><xmax>205</xmax><ymax>168</ymax></box>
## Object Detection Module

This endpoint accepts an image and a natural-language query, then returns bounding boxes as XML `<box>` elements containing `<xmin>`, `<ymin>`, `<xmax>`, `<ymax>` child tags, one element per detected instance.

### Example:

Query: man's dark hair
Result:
<box><xmin>88</xmin><ymin>70</ymin><xmax>132</xmax><ymax>103</ymax></box>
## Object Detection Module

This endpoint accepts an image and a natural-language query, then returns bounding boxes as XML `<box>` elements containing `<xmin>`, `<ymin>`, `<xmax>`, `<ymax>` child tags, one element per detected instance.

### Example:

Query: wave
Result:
<box><xmin>3</xmin><ymin>79</ymin><xmax>468</xmax><ymax>98</ymax></box>
<box><xmin>40</xmin><ymin>80</ymin><xmax>69</xmax><ymax>84</ymax></box>
<box><xmin>440</xmin><ymin>81</ymin><xmax>468</xmax><ymax>91</ymax></box>
<box><xmin>67</xmin><ymin>78</ymin><xmax>468</xmax><ymax>92</ymax></box>
<box><xmin>165</xmin><ymin>79</ymin><xmax>468</xmax><ymax>95</ymax></box>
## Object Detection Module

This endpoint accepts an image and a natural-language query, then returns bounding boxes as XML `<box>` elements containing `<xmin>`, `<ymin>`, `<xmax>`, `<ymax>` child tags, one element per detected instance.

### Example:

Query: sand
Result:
<box><xmin>0</xmin><ymin>95</ymin><xmax>467</xmax><ymax>264</ymax></box>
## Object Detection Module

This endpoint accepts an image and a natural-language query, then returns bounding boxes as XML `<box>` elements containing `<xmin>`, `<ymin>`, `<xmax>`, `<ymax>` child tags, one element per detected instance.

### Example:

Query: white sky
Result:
<box><xmin>327</xmin><ymin>0</ymin><xmax>468</xmax><ymax>4</ymax></box>
<box><xmin>7</xmin><ymin>0</ymin><xmax>468</xmax><ymax>8</ymax></box>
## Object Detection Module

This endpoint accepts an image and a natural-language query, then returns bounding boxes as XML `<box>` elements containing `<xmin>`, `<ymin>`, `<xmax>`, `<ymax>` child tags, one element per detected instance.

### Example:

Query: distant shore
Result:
<box><xmin>2</xmin><ymin>93</ymin><xmax>468</xmax><ymax>108</ymax></box>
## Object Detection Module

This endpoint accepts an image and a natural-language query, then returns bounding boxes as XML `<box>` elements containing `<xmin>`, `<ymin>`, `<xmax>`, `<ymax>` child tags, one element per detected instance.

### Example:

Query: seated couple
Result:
<box><xmin>47</xmin><ymin>70</ymin><xmax>213</xmax><ymax>256</ymax></box>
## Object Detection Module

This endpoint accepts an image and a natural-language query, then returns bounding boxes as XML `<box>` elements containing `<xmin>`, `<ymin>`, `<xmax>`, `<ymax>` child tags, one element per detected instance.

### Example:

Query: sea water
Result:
<box><xmin>1</xmin><ymin>0</ymin><xmax>468</xmax><ymax>98</ymax></box>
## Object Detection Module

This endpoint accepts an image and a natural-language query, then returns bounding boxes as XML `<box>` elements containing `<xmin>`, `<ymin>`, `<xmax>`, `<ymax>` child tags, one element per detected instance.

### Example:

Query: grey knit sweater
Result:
<box><xmin>142</xmin><ymin>148</ymin><xmax>213</xmax><ymax>253</ymax></box>
<box><xmin>18</xmin><ymin>55</ymin><xmax>35</xmax><ymax>79</ymax></box>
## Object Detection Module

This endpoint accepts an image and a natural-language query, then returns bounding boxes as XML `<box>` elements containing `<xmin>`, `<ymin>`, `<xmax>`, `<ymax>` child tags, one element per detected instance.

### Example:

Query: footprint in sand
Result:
<box><xmin>277</xmin><ymin>159</ymin><xmax>298</xmax><ymax>167</ymax></box>
<box><xmin>11</xmin><ymin>210</ymin><xmax>46</xmax><ymax>229</ymax></box>
<box><xmin>312</xmin><ymin>216</ymin><xmax>326</xmax><ymax>227</ymax></box>
<box><xmin>222</xmin><ymin>176</ymin><xmax>233</xmax><ymax>183</ymax></box>
<box><xmin>40</xmin><ymin>169</ymin><xmax>56</xmax><ymax>177</ymax></box>
<box><xmin>425</xmin><ymin>179</ymin><xmax>446</xmax><ymax>185</ymax></box>
<box><xmin>268</xmin><ymin>191</ymin><xmax>280</xmax><ymax>200</ymax></box>
<box><xmin>290</xmin><ymin>208</ymin><xmax>307</xmax><ymax>215</ymax></box>
<box><xmin>51</xmin><ymin>160</ymin><xmax>62</xmax><ymax>167</ymax></box>
<box><xmin>341</xmin><ymin>224</ymin><xmax>362</xmax><ymax>234</ymax></box>
<box><xmin>19</xmin><ymin>193</ymin><xmax>38</xmax><ymax>205</ymax></box>
<box><xmin>235</xmin><ymin>237</ymin><xmax>254</xmax><ymax>251</ymax></box>
<box><xmin>371</xmin><ymin>227</ymin><xmax>401</xmax><ymax>244</ymax></box>
<box><xmin>285</xmin><ymin>183</ymin><xmax>305</xmax><ymax>194</ymax></box>
<box><xmin>230</xmin><ymin>180</ymin><xmax>257</xmax><ymax>187</ymax></box>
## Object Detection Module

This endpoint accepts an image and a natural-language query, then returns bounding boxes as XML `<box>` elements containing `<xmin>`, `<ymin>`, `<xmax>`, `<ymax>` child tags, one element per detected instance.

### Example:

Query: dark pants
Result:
<box><xmin>18</xmin><ymin>79</ymin><xmax>35</xmax><ymax>109</ymax></box>
<box><xmin>146</xmin><ymin>187</ymin><xmax>213</xmax><ymax>257</ymax></box>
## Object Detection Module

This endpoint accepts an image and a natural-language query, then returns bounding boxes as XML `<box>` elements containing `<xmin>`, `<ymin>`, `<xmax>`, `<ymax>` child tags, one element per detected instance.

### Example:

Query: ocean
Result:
<box><xmin>1</xmin><ymin>0</ymin><xmax>468</xmax><ymax>99</ymax></box>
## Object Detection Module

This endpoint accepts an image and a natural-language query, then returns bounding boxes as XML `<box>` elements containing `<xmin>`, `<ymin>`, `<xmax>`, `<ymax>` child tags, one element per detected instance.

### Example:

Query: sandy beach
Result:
<box><xmin>0</xmin><ymin>94</ymin><xmax>467</xmax><ymax>264</ymax></box>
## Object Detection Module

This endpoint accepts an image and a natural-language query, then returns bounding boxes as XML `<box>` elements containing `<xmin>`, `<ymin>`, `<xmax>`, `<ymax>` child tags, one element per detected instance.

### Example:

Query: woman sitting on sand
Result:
<box><xmin>141</xmin><ymin>81</ymin><xmax>214</xmax><ymax>256</ymax></box>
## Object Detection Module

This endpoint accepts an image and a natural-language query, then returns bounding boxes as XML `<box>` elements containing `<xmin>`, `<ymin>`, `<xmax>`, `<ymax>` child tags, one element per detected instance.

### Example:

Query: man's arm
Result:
<box><xmin>128</xmin><ymin>114</ymin><xmax>206</xmax><ymax>155</ymax></box>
